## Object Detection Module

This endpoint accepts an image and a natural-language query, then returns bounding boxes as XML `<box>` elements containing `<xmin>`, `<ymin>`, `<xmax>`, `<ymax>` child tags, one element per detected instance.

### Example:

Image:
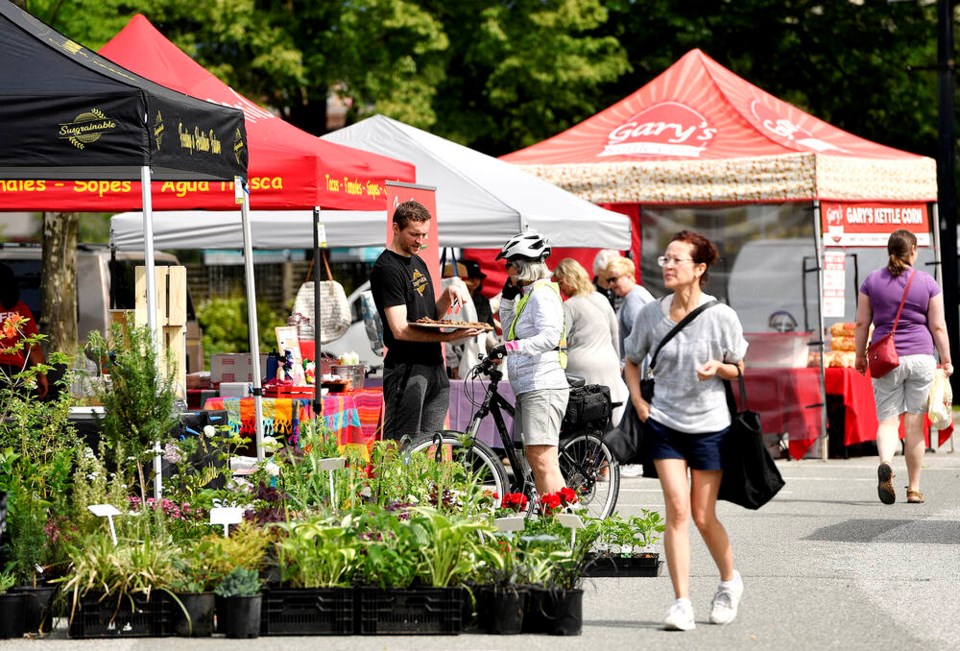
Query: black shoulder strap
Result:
<box><xmin>649</xmin><ymin>299</ymin><xmax>720</xmax><ymax>371</ymax></box>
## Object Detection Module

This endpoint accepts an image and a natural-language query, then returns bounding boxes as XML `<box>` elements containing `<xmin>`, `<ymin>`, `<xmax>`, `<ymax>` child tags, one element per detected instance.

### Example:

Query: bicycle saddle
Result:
<box><xmin>565</xmin><ymin>374</ymin><xmax>586</xmax><ymax>388</ymax></box>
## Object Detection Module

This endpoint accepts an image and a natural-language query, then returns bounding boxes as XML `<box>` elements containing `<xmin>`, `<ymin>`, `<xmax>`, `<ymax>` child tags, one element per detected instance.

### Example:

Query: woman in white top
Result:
<box><xmin>489</xmin><ymin>232</ymin><xmax>568</xmax><ymax>498</ymax></box>
<box><xmin>553</xmin><ymin>258</ymin><xmax>628</xmax><ymax>424</ymax></box>
<box><xmin>623</xmin><ymin>230</ymin><xmax>748</xmax><ymax>632</ymax></box>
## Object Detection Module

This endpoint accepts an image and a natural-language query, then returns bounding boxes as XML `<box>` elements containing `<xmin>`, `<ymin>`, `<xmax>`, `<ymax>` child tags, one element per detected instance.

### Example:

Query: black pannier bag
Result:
<box><xmin>563</xmin><ymin>384</ymin><xmax>612</xmax><ymax>429</ymax></box>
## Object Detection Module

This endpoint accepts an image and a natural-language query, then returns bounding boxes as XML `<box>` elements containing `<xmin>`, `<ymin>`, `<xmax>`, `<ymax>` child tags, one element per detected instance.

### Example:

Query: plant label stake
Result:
<box><xmin>318</xmin><ymin>457</ymin><xmax>345</xmax><ymax>512</ymax></box>
<box><xmin>495</xmin><ymin>516</ymin><xmax>525</xmax><ymax>532</ymax></box>
<box><xmin>153</xmin><ymin>440</ymin><xmax>163</xmax><ymax>500</ymax></box>
<box><xmin>210</xmin><ymin>507</ymin><xmax>244</xmax><ymax>537</ymax></box>
<box><xmin>88</xmin><ymin>504</ymin><xmax>121</xmax><ymax>546</ymax></box>
<box><xmin>558</xmin><ymin>513</ymin><xmax>585</xmax><ymax>550</ymax></box>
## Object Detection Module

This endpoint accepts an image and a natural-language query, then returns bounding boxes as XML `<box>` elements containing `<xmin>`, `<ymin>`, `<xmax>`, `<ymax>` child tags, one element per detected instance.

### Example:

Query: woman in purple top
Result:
<box><xmin>854</xmin><ymin>229</ymin><xmax>952</xmax><ymax>505</ymax></box>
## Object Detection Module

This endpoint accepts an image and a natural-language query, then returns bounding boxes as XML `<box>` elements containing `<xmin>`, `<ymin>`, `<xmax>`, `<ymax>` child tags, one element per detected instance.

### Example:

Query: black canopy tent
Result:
<box><xmin>0</xmin><ymin>0</ymin><xmax>253</xmax><ymax>487</ymax></box>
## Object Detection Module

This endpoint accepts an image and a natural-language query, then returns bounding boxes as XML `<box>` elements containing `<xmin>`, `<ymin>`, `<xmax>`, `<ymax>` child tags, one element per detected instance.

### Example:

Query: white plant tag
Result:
<box><xmin>209</xmin><ymin>507</ymin><xmax>244</xmax><ymax>537</ymax></box>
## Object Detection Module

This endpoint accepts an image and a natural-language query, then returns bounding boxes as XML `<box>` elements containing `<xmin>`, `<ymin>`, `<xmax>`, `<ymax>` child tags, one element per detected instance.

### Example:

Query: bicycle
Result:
<box><xmin>407</xmin><ymin>356</ymin><xmax>620</xmax><ymax>519</ymax></box>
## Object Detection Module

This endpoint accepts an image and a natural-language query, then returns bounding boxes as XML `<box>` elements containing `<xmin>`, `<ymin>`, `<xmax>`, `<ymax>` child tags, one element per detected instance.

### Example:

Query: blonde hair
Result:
<box><xmin>553</xmin><ymin>258</ymin><xmax>594</xmax><ymax>296</ymax></box>
<box><xmin>605</xmin><ymin>256</ymin><xmax>636</xmax><ymax>278</ymax></box>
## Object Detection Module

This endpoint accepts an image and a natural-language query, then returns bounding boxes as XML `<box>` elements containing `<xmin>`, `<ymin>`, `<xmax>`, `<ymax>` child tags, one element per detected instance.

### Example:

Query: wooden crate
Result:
<box><xmin>135</xmin><ymin>265</ymin><xmax>187</xmax><ymax>396</ymax></box>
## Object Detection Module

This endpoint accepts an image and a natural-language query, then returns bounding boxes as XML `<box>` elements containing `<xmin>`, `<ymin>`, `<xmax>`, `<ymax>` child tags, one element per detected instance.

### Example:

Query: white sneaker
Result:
<box><xmin>709</xmin><ymin>571</ymin><xmax>743</xmax><ymax>625</ymax></box>
<box><xmin>620</xmin><ymin>464</ymin><xmax>643</xmax><ymax>478</ymax></box>
<box><xmin>664</xmin><ymin>599</ymin><xmax>696</xmax><ymax>631</ymax></box>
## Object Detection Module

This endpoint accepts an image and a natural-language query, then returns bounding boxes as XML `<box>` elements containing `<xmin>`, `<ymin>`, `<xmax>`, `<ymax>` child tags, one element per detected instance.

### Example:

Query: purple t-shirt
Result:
<box><xmin>859</xmin><ymin>267</ymin><xmax>941</xmax><ymax>356</ymax></box>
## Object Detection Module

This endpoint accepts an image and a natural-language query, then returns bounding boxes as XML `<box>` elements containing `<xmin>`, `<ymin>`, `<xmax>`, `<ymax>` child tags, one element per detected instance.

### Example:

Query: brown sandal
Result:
<box><xmin>906</xmin><ymin>488</ymin><xmax>925</xmax><ymax>504</ymax></box>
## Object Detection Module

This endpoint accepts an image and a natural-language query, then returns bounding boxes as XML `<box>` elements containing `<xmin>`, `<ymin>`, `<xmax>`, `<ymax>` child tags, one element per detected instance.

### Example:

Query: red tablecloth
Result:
<box><xmin>824</xmin><ymin>367</ymin><xmax>953</xmax><ymax>449</ymax></box>
<box><xmin>735</xmin><ymin>367</ymin><xmax>823</xmax><ymax>460</ymax></box>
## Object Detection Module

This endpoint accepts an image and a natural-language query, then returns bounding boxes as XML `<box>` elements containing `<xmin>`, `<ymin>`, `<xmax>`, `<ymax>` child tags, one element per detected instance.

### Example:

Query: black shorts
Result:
<box><xmin>645</xmin><ymin>417</ymin><xmax>729</xmax><ymax>471</ymax></box>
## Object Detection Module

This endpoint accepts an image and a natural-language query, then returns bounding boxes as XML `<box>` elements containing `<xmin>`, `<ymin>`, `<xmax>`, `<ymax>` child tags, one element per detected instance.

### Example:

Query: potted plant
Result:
<box><xmin>214</xmin><ymin>568</ymin><xmax>262</xmax><ymax>639</ymax></box>
<box><xmin>474</xmin><ymin>531</ymin><xmax>528</xmax><ymax>635</ymax></box>
<box><xmin>169</xmin><ymin>538</ymin><xmax>225</xmax><ymax>637</ymax></box>
<box><xmin>267</xmin><ymin>514</ymin><xmax>359</xmax><ymax>635</ymax></box>
<box><xmin>60</xmin><ymin>516</ymin><xmax>184</xmax><ymax>639</ymax></box>
<box><xmin>581</xmin><ymin>510</ymin><xmax>665</xmax><ymax>577</ymax></box>
<box><xmin>86</xmin><ymin>321</ymin><xmax>178</xmax><ymax>501</ymax></box>
<box><xmin>0</xmin><ymin>571</ymin><xmax>24</xmax><ymax>639</ymax></box>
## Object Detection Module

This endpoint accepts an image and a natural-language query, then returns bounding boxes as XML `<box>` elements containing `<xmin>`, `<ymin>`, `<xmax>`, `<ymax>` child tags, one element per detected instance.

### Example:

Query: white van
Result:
<box><xmin>0</xmin><ymin>243</ymin><xmax>201</xmax><ymax>370</ymax></box>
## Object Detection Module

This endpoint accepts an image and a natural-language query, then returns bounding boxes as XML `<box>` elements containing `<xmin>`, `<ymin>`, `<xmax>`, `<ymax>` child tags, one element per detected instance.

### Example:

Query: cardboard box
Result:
<box><xmin>211</xmin><ymin>353</ymin><xmax>269</xmax><ymax>384</ymax></box>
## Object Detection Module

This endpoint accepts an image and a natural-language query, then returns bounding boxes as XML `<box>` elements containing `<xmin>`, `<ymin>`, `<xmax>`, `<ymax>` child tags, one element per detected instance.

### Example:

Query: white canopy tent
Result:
<box><xmin>111</xmin><ymin>210</ymin><xmax>385</xmax><ymax>250</ymax></box>
<box><xmin>321</xmin><ymin>115</ymin><xmax>632</xmax><ymax>249</ymax></box>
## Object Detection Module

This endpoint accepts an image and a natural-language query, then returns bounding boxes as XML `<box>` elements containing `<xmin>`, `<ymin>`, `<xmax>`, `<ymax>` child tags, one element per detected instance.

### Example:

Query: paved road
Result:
<box><xmin>7</xmin><ymin>450</ymin><xmax>960</xmax><ymax>651</ymax></box>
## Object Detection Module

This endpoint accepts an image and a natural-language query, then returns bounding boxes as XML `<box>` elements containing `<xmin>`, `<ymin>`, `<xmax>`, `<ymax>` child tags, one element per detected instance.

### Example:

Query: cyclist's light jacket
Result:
<box><xmin>500</xmin><ymin>279</ymin><xmax>568</xmax><ymax>395</ymax></box>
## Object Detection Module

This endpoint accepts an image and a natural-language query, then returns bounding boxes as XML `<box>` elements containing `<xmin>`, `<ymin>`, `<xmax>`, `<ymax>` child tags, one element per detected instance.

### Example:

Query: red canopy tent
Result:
<box><xmin>0</xmin><ymin>14</ymin><xmax>414</xmax><ymax>211</ymax></box>
<box><xmin>497</xmin><ymin>49</ymin><xmax>945</xmax><ymax>459</ymax></box>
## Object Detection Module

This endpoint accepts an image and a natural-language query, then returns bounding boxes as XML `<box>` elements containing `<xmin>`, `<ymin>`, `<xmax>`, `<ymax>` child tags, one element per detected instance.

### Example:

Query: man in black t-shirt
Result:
<box><xmin>370</xmin><ymin>200</ymin><xmax>483</xmax><ymax>441</ymax></box>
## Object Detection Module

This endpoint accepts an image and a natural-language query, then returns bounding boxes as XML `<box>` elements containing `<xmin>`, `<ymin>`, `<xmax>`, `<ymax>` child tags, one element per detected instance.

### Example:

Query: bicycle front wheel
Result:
<box><xmin>406</xmin><ymin>432</ymin><xmax>509</xmax><ymax>505</ymax></box>
<box><xmin>558</xmin><ymin>432</ymin><xmax>619</xmax><ymax>519</ymax></box>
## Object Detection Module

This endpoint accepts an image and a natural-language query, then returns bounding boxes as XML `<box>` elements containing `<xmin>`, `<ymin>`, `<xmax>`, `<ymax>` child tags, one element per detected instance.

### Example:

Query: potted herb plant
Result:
<box><xmin>582</xmin><ymin>510</ymin><xmax>665</xmax><ymax>577</ymax></box>
<box><xmin>214</xmin><ymin>567</ymin><xmax>262</xmax><ymax>639</ymax></box>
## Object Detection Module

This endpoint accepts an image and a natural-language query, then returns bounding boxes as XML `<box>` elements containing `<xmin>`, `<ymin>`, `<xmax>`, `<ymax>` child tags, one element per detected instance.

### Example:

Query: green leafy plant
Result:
<box><xmin>0</xmin><ymin>572</ymin><xmax>16</xmax><ymax>594</ymax></box>
<box><xmin>86</xmin><ymin>319</ymin><xmax>177</xmax><ymax>500</ymax></box>
<box><xmin>170</xmin><ymin>538</ymin><xmax>228</xmax><ymax>594</ymax></box>
<box><xmin>274</xmin><ymin>515</ymin><xmax>360</xmax><ymax>588</ymax></box>
<box><xmin>0</xmin><ymin>367</ymin><xmax>81</xmax><ymax>585</ymax></box>
<box><xmin>411</xmin><ymin>507</ymin><xmax>493</xmax><ymax>587</ymax></box>
<box><xmin>201</xmin><ymin>522</ymin><xmax>271</xmax><ymax>579</ymax></box>
<box><xmin>584</xmin><ymin>510</ymin><xmax>665</xmax><ymax>556</ymax></box>
<box><xmin>214</xmin><ymin>567</ymin><xmax>261</xmax><ymax>598</ymax></box>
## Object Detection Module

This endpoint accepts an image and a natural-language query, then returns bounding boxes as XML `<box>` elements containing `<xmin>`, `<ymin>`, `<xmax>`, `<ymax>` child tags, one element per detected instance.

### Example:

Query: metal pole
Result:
<box><xmin>937</xmin><ymin>0</ymin><xmax>959</xmax><ymax>395</ymax></box>
<box><xmin>313</xmin><ymin>207</ymin><xmax>323</xmax><ymax>421</ymax></box>
<box><xmin>141</xmin><ymin>165</ymin><xmax>163</xmax><ymax>500</ymax></box>
<box><xmin>813</xmin><ymin>201</ymin><xmax>829</xmax><ymax>462</ymax></box>
<box><xmin>239</xmin><ymin>180</ymin><xmax>265</xmax><ymax>462</ymax></box>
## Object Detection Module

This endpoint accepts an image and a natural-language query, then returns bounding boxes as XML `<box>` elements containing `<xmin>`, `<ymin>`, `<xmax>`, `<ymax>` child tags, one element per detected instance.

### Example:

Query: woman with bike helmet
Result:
<box><xmin>623</xmin><ymin>230</ymin><xmax>748</xmax><ymax>631</ymax></box>
<box><xmin>489</xmin><ymin>231</ymin><xmax>568</xmax><ymax>498</ymax></box>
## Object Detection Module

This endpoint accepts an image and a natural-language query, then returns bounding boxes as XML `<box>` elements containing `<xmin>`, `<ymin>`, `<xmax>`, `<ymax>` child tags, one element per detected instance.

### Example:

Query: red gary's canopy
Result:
<box><xmin>503</xmin><ymin>49</ymin><xmax>936</xmax><ymax>204</ymax></box>
<box><xmin>0</xmin><ymin>15</ymin><xmax>414</xmax><ymax>212</ymax></box>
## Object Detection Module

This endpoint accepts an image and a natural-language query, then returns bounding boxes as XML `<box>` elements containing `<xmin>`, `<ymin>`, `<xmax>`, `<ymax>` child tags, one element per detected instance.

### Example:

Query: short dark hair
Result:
<box><xmin>393</xmin><ymin>200</ymin><xmax>432</xmax><ymax>230</ymax></box>
<box><xmin>670</xmin><ymin>230</ymin><xmax>720</xmax><ymax>289</ymax></box>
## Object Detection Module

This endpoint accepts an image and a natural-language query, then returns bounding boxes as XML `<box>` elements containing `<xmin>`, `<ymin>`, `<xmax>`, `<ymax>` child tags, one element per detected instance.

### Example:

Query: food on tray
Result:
<box><xmin>824</xmin><ymin>351</ymin><xmax>856</xmax><ymax>368</ymax></box>
<box><xmin>829</xmin><ymin>322</ymin><xmax>856</xmax><ymax>337</ymax></box>
<box><xmin>830</xmin><ymin>336</ymin><xmax>856</xmax><ymax>352</ymax></box>
<box><xmin>413</xmin><ymin>317</ymin><xmax>494</xmax><ymax>331</ymax></box>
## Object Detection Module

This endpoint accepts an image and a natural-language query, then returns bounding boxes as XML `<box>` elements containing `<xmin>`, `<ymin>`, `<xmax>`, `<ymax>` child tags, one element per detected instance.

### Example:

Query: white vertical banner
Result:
<box><xmin>823</xmin><ymin>251</ymin><xmax>846</xmax><ymax>318</ymax></box>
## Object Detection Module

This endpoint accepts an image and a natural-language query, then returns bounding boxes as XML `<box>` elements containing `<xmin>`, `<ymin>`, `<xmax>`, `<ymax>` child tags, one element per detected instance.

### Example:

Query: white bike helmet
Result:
<box><xmin>496</xmin><ymin>231</ymin><xmax>551</xmax><ymax>262</ymax></box>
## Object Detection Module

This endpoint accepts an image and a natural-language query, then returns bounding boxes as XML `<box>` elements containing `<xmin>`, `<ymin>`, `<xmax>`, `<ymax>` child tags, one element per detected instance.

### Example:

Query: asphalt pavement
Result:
<box><xmin>5</xmin><ymin>446</ymin><xmax>960</xmax><ymax>651</ymax></box>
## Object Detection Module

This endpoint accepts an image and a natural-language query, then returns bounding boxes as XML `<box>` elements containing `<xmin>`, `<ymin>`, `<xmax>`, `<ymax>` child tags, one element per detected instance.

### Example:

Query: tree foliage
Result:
<box><xmin>21</xmin><ymin>0</ymin><xmax>947</xmax><ymax>161</ymax></box>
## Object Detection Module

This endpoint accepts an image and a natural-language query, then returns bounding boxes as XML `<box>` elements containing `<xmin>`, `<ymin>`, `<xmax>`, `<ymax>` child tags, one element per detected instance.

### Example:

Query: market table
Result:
<box><xmin>203</xmin><ymin>389</ymin><xmax>383</xmax><ymax>457</ymax></box>
<box><xmin>823</xmin><ymin>366</ymin><xmax>953</xmax><ymax>450</ymax></box>
<box><xmin>447</xmin><ymin>378</ymin><xmax>515</xmax><ymax>449</ymax></box>
<box><xmin>734</xmin><ymin>367</ymin><xmax>823</xmax><ymax>460</ymax></box>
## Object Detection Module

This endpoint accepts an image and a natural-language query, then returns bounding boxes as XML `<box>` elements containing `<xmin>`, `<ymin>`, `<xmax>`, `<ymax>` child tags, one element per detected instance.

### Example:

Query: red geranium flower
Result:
<box><xmin>559</xmin><ymin>486</ymin><xmax>578</xmax><ymax>505</ymax></box>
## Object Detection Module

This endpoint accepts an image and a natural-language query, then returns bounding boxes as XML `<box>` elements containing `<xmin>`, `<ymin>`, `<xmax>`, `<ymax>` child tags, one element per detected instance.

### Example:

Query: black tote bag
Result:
<box><xmin>718</xmin><ymin>369</ymin><xmax>785</xmax><ymax>509</ymax></box>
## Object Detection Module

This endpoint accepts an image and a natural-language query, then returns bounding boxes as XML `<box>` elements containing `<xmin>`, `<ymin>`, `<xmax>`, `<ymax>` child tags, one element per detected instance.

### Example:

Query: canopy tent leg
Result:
<box><xmin>313</xmin><ymin>207</ymin><xmax>323</xmax><ymax>422</ymax></box>
<box><xmin>239</xmin><ymin>180</ymin><xmax>265</xmax><ymax>463</ymax></box>
<box><xmin>931</xmin><ymin>203</ymin><xmax>954</xmax><ymax>453</ymax></box>
<box><xmin>813</xmin><ymin>201</ymin><xmax>829</xmax><ymax>462</ymax></box>
<box><xmin>140</xmin><ymin>165</ymin><xmax>166</xmax><ymax>499</ymax></box>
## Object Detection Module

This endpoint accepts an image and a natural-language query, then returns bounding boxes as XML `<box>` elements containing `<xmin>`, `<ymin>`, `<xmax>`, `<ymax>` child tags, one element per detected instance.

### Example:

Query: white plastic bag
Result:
<box><xmin>927</xmin><ymin>368</ymin><xmax>953</xmax><ymax>430</ymax></box>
